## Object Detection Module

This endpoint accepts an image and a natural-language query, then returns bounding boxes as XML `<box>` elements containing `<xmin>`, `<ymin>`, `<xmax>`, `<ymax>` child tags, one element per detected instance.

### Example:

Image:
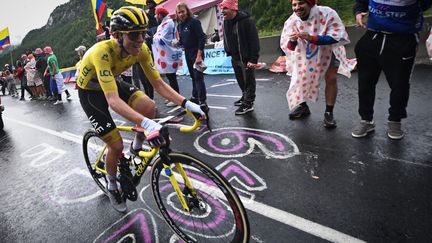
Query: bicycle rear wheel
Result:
<box><xmin>82</xmin><ymin>130</ymin><xmax>108</xmax><ymax>193</ymax></box>
<box><xmin>151</xmin><ymin>152</ymin><xmax>250</xmax><ymax>243</ymax></box>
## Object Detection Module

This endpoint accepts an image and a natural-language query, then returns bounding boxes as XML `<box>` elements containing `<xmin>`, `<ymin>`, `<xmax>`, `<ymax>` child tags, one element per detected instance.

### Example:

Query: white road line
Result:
<box><xmin>244</xmin><ymin>199</ymin><xmax>365</xmax><ymax>243</ymax></box>
<box><xmin>5</xmin><ymin>116</ymin><xmax>365</xmax><ymax>242</ymax></box>
<box><xmin>208</xmin><ymin>105</ymin><xmax>227</xmax><ymax>110</ymax></box>
<box><xmin>210</xmin><ymin>82</ymin><xmax>236</xmax><ymax>88</ymax></box>
<box><xmin>207</xmin><ymin>94</ymin><xmax>242</xmax><ymax>98</ymax></box>
<box><xmin>167</xmin><ymin>106</ymin><xmax>182</xmax><ymax>113</ymax></box>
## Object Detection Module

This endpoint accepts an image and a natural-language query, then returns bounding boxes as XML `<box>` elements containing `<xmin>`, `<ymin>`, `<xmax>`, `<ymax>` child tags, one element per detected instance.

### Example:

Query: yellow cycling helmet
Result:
<box><xmin>110</xmin><ymin>6</ymin><xmax>149</xmax><ymax>32</ymax></box>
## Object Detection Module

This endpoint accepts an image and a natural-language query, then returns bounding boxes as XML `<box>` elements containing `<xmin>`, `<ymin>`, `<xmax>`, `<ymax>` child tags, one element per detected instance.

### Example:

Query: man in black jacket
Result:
<box><xmin>221</xmin><ymin>0</ymin><xmax>260</xmax><ymax>115</ymax></box>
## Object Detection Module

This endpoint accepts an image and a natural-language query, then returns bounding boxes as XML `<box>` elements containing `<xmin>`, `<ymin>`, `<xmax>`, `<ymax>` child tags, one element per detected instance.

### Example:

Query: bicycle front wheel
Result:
<box><xmin>82</xmin><ymin>129</ymin><xmax>108</xmax><ymax>193</ymax></box>
<box><xmin>151</xmin><ymin>152</ymin><xmax>250</xmax><ymax>243</ymax></box>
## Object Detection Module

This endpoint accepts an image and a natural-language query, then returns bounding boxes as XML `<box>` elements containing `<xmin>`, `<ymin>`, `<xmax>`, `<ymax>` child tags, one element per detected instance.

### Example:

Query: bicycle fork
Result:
<box><xmin>163</xmin><ymin>162</ymin><xmax>199</xmax><ymax>213</ymax></box>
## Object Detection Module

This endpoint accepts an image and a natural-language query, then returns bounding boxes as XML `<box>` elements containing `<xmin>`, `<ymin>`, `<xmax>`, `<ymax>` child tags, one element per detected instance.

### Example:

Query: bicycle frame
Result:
<box><xmin>93</xmin><ymin>111</ymin><xmax>202</xmax><ymax>212</ymax></box>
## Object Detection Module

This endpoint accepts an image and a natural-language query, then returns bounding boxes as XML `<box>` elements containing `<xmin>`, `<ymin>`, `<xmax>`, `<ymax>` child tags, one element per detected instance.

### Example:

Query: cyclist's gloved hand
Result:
<box><xmin>182</xmin><ymin>99</ymin><xmax>205</xmax><ymax>118</ymax></box>
<box><xmin>140</xmin><ymin>118</ymin><xmax>164</xmax><ymax>147</ymax></box>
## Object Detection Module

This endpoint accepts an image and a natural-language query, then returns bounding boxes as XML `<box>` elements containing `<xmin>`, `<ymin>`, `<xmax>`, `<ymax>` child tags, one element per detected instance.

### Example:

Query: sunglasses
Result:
<box><xmin>122</xmin><ymin>31</ymin><xmax>147</xmax><ymax>41</ymax></box>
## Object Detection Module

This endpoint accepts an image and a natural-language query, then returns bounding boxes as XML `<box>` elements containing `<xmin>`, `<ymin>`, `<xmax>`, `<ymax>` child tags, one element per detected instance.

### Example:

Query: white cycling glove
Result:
<box><xmin>184</xmin><ymin>100</ymin><xmax>205</xmax><ymax>116</ymax></box>
<box><xmin>140</xmin><ymin>118</ymin><xmax>163</xmax><ymax>147</ymax></box>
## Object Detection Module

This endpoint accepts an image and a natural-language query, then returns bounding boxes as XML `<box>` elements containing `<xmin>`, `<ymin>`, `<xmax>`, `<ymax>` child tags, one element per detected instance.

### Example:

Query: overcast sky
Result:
<box><xmin>1</xmin><ymin>0</ymin><xmax>70</xmax><ymax>44</ymax></box>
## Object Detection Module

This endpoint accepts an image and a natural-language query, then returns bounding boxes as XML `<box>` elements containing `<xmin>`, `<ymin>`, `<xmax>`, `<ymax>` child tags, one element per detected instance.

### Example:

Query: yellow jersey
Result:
<box><xmin>76</xmin><ymin>39</ymin><xmax>160</xmax><ymax>93</ymax></box>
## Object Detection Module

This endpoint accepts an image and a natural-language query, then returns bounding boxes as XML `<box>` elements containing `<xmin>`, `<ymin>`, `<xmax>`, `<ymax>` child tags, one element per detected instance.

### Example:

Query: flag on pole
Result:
<box><xmin>91</xmin><ymin>0</ymin><xmax>106</xmax><ymax>33</ymax></box>
<box><xmin>0</xmin><ymin>27</ymin><xmax>11</xmax><ymax>51</ymax></box>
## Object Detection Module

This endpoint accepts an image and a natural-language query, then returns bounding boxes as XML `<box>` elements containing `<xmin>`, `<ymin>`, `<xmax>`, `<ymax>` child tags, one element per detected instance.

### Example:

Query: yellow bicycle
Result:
<box><xmin>82</xmin><ymin>110</ymin><xmax>250</xmax><ymax>242</ymax></box>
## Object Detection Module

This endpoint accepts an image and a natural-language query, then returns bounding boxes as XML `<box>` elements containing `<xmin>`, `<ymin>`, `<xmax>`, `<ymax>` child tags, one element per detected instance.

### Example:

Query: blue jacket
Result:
<box><xmin>354</xmin><ymin>0</ymin><xmax>431</xmax><ymax>33</ymax></box>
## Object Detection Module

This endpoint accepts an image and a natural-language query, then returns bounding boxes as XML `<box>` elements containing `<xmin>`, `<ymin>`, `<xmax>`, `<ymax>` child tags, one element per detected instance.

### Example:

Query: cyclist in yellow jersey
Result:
<box><xmin>77</xmin><ymin>6</ymin><xmax>205</xmax><ymax>212</ymax></box>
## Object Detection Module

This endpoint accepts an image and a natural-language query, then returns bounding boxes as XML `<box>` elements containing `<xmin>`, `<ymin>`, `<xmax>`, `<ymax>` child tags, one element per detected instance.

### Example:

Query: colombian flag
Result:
<box><xmin>0</xmin><ymin>27</ymin><xmax>11</xmax><ymax>51</ymax></box>
<box><xmin>92</xmin><ymin>0</ymin><xmax>106</xmax><ymax>33</ymax></box>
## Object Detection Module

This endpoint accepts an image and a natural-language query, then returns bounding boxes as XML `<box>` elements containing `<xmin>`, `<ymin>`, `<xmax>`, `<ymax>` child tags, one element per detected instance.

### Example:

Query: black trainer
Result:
<box><xmin>234</xmin><ymin>98</ymin><xmax>243</xmax><ymax>106</ymax></box>
<box><xmin>323</xmin><ymin>112</ymin><xmax>337</xmax><ymax>128</ymax></box>
<box><xmin>235</xmin><ymin>103</ymin><xmax>254</xmax><ymax>115</ymax></box>
<box><xmin>289</xmin><ymin>104</ymin><xmax>311</xmax><ymax>119</ymax></box>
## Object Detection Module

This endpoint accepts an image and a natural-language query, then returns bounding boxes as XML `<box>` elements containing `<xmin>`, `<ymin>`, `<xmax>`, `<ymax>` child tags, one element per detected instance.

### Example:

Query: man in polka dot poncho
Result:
<box><xmin>280</xmin><ymin>0</ymin><xmax>356</xmax><ymax>128</ymax></box>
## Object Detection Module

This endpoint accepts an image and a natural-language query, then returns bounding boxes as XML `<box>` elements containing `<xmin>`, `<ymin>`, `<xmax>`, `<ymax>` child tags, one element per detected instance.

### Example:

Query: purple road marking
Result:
<box><xmin>208</xmin><ymin>131</ymin><xmax>245</xmax><ymax>152</ymax></box>
<box><xmin>103</xmin><ymin>213</ymin><xmax>152</xmax><ymax>243</ymax></box>
<box><xmin>167</xmin><ymin>191</ymin><xmax>226</xmax><ymax>229</ymax></box>
<box><xmin>160</xmin><ymin>182</ymin><xmax>226</xmax><ymax>229</ymax></box>
<box><xmin>207</xmin><ymin>130</ymin><xmax>286</xmax><ymax>153</ymax></box>
<box><xmin>221</xmin><ymin>164</ymin><xmax>255</xmax><ymax>186</ymax></box>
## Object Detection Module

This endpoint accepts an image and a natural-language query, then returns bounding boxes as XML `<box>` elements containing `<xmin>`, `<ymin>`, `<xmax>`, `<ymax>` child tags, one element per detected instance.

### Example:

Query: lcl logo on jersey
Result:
<box><xmin>101</xmin><ymin>54</ymin><xmax>109</xmax><ymax>62</ymax></box>
<box><xmin>100</xmin><ymin>70</ymin><xmax>112</xmax><ymax>77</ymax></box>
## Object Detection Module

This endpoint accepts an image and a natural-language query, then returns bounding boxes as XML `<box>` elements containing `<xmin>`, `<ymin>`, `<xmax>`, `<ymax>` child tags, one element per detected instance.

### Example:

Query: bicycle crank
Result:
<box><xmin>119</xmin><ymin>174</ymin><xmax>138</xmax><ymax>201</ymax></box>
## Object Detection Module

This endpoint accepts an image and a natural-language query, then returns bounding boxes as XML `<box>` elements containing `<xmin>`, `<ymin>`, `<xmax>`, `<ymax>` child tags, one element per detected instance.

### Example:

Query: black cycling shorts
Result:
<box><xmin>78</xmin><ymin>80</ymin><xmax>144</xmax><ymax>142</ymax></box>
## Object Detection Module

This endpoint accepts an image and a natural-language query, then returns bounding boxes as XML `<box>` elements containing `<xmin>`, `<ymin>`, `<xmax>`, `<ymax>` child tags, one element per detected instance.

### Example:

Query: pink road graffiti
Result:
<box><xmin>159</xmin><ymin>183</ymin><xmax>227</xmax><ymax>229</ymax></box>
<box><xmin>94</xmin><ymin>208</ymin><xmax>157</xmax><ymax>243</ymax></box>
<box><xmin>216</xmin><ymin>160</ymin><xmax>267</xmax><ymax>202</ymax></box>
<box><xmin>194</xmin><ymin>127</ymin><xmax>300</xmax><ymax>159</ymax></box>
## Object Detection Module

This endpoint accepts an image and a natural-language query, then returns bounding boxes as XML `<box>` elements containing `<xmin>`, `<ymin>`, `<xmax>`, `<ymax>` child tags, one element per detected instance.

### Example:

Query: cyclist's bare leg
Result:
<box><xmin>103</xmin><ymin>132</ymin><xmax>124</xmax><ymax>190</ymax></box>
<box><xmin>131</xmin><ymin>95</ymin><xmax>156</xmax><ymax>118</ymax></box>
<box><xmin>131</xmin><ymin>95</ymin><xmax>157</xmax><ymax>150</ymax></box>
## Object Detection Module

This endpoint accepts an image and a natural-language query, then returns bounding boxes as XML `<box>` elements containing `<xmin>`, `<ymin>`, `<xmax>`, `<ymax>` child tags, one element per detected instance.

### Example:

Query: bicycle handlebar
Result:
<box><xmin>179</xmin><ymin>110</ymin><xmax>202</xmax><ymax>133</ymax></box>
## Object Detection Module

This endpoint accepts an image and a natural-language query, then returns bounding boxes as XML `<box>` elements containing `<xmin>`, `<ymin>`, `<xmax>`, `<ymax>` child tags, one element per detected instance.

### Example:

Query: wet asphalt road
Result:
<box><xmin>0</xmin><ymin>65</ymin><xmax>431</xmax><ymax>243</ymax></box>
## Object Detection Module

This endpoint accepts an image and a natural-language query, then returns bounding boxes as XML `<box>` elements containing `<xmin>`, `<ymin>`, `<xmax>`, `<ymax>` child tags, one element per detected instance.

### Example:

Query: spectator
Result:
<box><xmin>176</xmin><ymin>2</ymin><xmax>207</xmax><ymax>105</ymax></box>
<box><xmin>35</xmin><ymin>48</ymin><xmax>52</xmax><ymax>100</ymax></box>
<box><xmin>351</xmin><ymin>0</ymin><xmax>431</xmax><ymax>140</ymax></box>
<box><xmin>130</xmin><ymin>1</ymin><xmax>159</xmax><ymax>100</ymax></box>
<box><xmin>280</xmin><ymin>0</ymin><xmax>356</xmax><ymax>127</ymax></box>
<box><xmin>4</xmin><ymin>69</ymin><xmax>18</xmax><ymax>98</ymax></box>
<box><xmin>132</xmin><ymin>63</ymin><xmax>154</xmax><ymax>99</ymax></box>
<box><xmin>146</xmin><ymin>0</ymin><xmax>158</xmax><ymax>36</ymax></box>
<box><xmin>25</xmin><ymin>54</ymin><xmax>45</xmax><ymax>100</ymax></box>
<box><xmin>153</xmin><ymin>7</ymin><xmax>182</xmax><ymax>107</ymax></box>
<box><xmin>43</xmin><ymin>46</ymin><xmax>72</xmax><ymax>105</ymax></box>
<box><xmin>74</xmin><ymin>45</ymin><xmax>87</xmax><ymax>78</ymax></box>
<box><xmin>0</xmin><ymin>71</ymin><xmax>5</xmax><ymax>95</ymax></box>
<box><xmin>102</xmin><ymin>20</ymin><xmax>111</xmax><ymax>40</ymax></box>
<box><xmin>4</xmin><ymin>64</ymin><xmax>12</xmax><ymax>73</ymax></box>
<box><xmin>220</xmin><ymin>0</ymin><xmax>260</xmax><ymax>115</ymax></box>
<box><xmin>426</xmin><ymin>27</ymin><xmax>432</xmax><ymax>58</ymax></box>
<box><xmin>15</xmin><ymin>60</ymin><xmax>33</xmax><ymax>100</ymax></box>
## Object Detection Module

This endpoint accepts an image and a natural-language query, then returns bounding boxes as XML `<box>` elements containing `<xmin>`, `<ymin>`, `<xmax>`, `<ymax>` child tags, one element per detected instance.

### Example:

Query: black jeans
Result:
<box><xmin>43</xmin><ymin>75</ymin><xmax>51</xmax><ymax>97</ymax></box>
<box><xmin>132</xmin><ymin>63</ymin><xmax>154</xmax><ymax>99</ymax></box>
<box><xmin>185</xmin><ymin>51</ymin><xmax>206</xmax><ymax>104</ymax></box>
<box><xmin>20</xmin><ymin>77</ymin><xmax>33</xmax><ymax>98</ymax></box>
<box><xmin>231</xmin><ymin>59</ymin><xmax>256</xmax><ymax>105</ymax></box>
<box><xmin>165</xmin><ymin>73</ymin><xmax>179</xmax><ymax>93</ymax></box>
<box><xmin>355</xmin><ymin>31</ymin><xmax>418</xmax><ymax>122</ymax></box>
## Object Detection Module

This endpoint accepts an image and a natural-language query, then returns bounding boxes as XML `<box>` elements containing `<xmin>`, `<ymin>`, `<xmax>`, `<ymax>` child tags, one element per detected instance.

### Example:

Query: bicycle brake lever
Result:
<box><xmin>200</xmin><ymin>104</ymin><xmax>212</xmax><ymax>132</ymax></box>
